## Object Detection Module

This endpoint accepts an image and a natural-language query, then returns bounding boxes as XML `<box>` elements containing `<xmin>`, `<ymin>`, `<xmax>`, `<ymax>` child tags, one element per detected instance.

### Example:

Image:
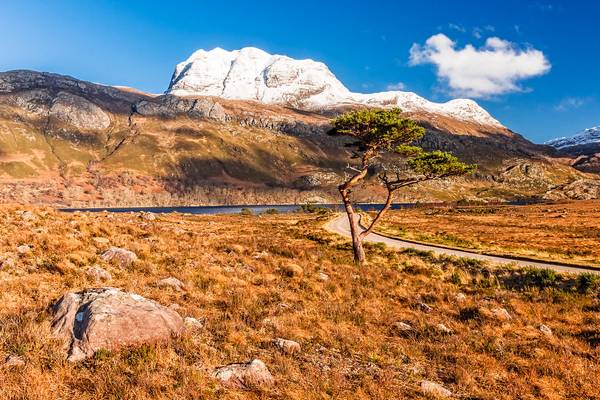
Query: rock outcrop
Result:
<box><xmin>51</xmin><ymin>288</ymin><xmax>184</xmax><ymax>361</ymax></box>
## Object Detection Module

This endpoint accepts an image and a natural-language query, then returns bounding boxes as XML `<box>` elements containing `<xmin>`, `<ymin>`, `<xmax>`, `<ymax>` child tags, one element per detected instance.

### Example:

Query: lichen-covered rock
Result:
<box><xmin>274</xmin><ymin>338</ymin><xmax>301</xmax><ymax>354</ymax></box>
<box><xmin>51</xmin><ymin>288</ymin><xmax>184</xmax><ymax>361</ymax></box>
<box><xmin>394</xmin><ymin>322</ymin><xmax>413</xmax><ymax>332</ymax></box>
<box><xmin>184</xmin><ymin>317</ymin><xmax>204</xmax><ymax>330</ymax></box>
<box><xmin>86</xmin><ymin>266</ymin><xmax>112</xmax><ymax>282</ymax></box>
<box><xmin>539</xmin><ymin>324</ymin><xmax>553</xmax><ymax>336</ymax></box>
<box><xmin>420</xmin><ymin>380</ymin><xmax>452</xmax><ymax>398</ymax></box>
<box><xmin>212</xmin><ymin>359</ymin><xmax>274</xmax><ymax>389</ymax></box>
<box><xmin>490</xmin><ymin>307</ymin><xmax>512</xmax><ymax>321</ymax></box>
<box><xmin>101</xmin><ymin>247</ymin><xmax>137</xmax><ymax>268</ymax></box>
<box><xmin>281</xmin><ymin>264</ymin><xmax>303</xmax><ymax>277</ymax></box>
<box><xmin>157</xmin><ymin>277</ymin><xmax>185</xmax><ymax>292</ymax></box>
<box><xmin>2</xmin><ymin>355</ymin><xmax>25</xmax><ymax>368</ymax></box>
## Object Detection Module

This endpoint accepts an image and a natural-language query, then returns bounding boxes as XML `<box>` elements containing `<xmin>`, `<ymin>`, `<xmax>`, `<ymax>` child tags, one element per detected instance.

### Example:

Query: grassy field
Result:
<box><xmin>374</xmin><ymin>200</ymin><xmax>600</xmax><ymax>267</ymax></box>
<box><xmin>0</xmin><ymin>205</ymin><xmax>598</xmax><ymax>399</ymax></box>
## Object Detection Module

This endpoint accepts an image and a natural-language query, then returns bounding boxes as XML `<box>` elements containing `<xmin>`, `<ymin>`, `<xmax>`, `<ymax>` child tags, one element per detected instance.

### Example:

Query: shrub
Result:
<box><xmin>240</xmin><ymin>208</ymin><xmax>253</xmax><ymax>216</ymax></box>
<box><xmin>299</xmin><ymin>203</ymin><xmax>331</xmax><ymax>215</ymax></box>
<box><xmin>524</xmin><ymin>268</ymin><xmax>558</xmax><ymax>289</ymax></box>
<box><xmin>263</xmin><ymin>208</ymin><xmax>279</xmax><ymax>215</ymax></box>
<box><xmin>450</xmin><ymin>271</ymin><xmax>462</xmax><ymax>285</ymax></box>
<box><xmin>577</xmin><ymin>273</ymin><xmax>600</xmax><ymax>293</ymax></box>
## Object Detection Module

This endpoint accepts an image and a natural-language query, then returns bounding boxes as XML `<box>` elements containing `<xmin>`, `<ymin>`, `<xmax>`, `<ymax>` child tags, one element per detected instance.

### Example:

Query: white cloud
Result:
<box><xmin>409</xmin><ymin>34</ymin><xmax>551</xmax><ymax>98</ymax></box>
<box><xmin>553</xmin><ymin>97</ymin><xmax>590</xmax><ymax>111</ymax></box>
<box><xmin>386</xmin><ymin>82</ymin><xmax>407</xmax><ymax>91</ymax></box>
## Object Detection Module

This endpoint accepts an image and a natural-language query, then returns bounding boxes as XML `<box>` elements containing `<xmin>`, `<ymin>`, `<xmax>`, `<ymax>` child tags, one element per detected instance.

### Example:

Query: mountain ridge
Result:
<box><xmin>0</xmin><ymin>68</ymin><xmax>598</xmax><ymax>206</ymax></box>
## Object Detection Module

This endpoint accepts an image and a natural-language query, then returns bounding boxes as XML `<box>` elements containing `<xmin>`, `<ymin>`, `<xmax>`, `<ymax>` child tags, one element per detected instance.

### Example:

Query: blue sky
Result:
<box><xmin>1</xmin><ymin>0</ymin><xmax>598</xmax><ymax>142</ymax></box>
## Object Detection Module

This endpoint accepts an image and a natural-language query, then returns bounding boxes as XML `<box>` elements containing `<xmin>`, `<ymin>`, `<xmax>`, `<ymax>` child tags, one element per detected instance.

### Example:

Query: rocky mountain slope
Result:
<box><xmin>0</xmin><ymin>65</ymin><xmax>597</xmax><ymax>206</ymax></box>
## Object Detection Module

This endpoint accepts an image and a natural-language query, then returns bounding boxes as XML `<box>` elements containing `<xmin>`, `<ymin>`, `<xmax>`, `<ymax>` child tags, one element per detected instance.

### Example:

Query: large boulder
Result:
<box><xmin>51</xmin><ymin>288</ymin><xmax>184</xmax><ymax>361</ymax></box>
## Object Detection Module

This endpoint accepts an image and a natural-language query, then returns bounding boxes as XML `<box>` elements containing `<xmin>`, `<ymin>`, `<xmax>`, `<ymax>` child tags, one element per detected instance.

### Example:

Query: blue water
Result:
<box><xmin>60</xmin><ymin>203</ymin><xmax>417</xmax><ymax>215</ymax></box>
<box><xmin>60</xmin><ymin>200</ymin><xmax>543</xmax><ymax>215</ymax></box>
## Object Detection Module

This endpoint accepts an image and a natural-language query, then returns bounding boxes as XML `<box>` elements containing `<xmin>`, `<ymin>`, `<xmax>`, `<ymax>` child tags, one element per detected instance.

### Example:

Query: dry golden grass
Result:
<box><xmin>376</xmin><ymin>200</ymin><xmax>600</xmax><ymax>267</ymax></box>
<box><xmin>0</xmin><ymin>205</ymin><xmax>598</xmax><ymax>399</ymax></box>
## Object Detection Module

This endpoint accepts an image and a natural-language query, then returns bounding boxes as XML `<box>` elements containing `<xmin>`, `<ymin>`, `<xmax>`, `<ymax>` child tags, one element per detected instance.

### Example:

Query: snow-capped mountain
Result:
<box><xmin>546</xmin><ymin>126</ymin><xmax>600</xmax><ymax>149</ymax></box>
<box><xmin>167</xmin><ymin>47</ymin><xmax>503</xmax><ymax>127</ymax></box>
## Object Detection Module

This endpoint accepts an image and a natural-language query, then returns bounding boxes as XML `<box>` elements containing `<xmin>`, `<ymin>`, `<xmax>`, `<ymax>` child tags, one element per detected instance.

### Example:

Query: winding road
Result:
<box><xmin>325</xmin><ymin>214</ymin><xmax>600</xmax><ymax>275</ymax></box>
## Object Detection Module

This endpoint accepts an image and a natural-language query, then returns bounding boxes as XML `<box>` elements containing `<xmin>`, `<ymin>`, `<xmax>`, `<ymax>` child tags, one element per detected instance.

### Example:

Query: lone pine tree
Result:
<box><xmin>331</xmin><ymin>108</ymin><xmax>475</xmax><ymax>264</ymax></box>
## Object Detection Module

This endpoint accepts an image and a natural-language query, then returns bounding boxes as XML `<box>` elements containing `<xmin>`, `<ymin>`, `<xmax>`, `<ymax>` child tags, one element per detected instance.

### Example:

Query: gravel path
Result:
<box><xmin>325</xmin><ymin>214</ymin><xmax>600</xmax><ymax>275</ymax></box>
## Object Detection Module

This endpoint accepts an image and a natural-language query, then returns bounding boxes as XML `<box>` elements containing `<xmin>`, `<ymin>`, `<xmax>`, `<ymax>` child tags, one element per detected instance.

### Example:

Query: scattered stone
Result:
<box><xmin>184</xmin><ymin>317</ymin><xmax>204</xmax><ymax>330</ymax></box>
<box><xmin>101</xmin><ymin>247</ymin><xmax>137</xmax><ymax>268</ymax></box>
<box><xmin>92</xmin><ymin>237</ymin><xmax>110</xmax><ymax>246</ymax></box>
<box><xmin>454</xmin><ymin>293</ymin><xmax>467</xmax><ymax>302</ymax></box>
<box><xmin>3</xmin><ymin>355</ymin><xmax>25</xmax><ymax>368</ymax></box>
<box><xmin>141</xmin><ymin>212</ymin><xmax>156</xmax><ymax>221</ymax></box>
<box><xmin>490</xmin><ymin>307</ymin><xmax>512</xmax><ymax>321</ymax></box>
<box><xmin>417</xmin><ymin>302</ymin><xmax>433</xmax><ymax>313</ymax></box>
<box><xmin>0</xmin><ymin>256</ymin><xmax>16</xmax><ymax>269</ymax></box>
<box><xmin>212</xmin><ymin>359</ymin><xmax>274</xmax><ymax>389</ymax></box>
<box><xmin>20</xmin><ymin>211</ymin><xmax>37</xmax><ymax>221</ymax></box>
<box><xmin>394</xmin><ymin>322</ymin><xmax>413</xmax><ymax>332</ymax></box>
<box><xmin>281</xmin><ymin>263</ymin><xmax>303</xmax><ymax>277</ymax></box>
<box><xmin>173</xmin><ymin>227</ymin><xmax>187</xmax><ymax>235</ymax></box>
<box><xmin>228</xmin><ymin>244</ymin><xmax>246</xmax><ymax>254</ymax></box>
<box><xmin>51</xmin><ymin>287</ymin><xmax>184</xmax><ymax>361</ymax></box>
<box><xmin>420</xmin><ymin>380</ymin><xmax>452</xmax><ymax>398</ymax></box>
<box><xmin>317</xmin><ymin>272</ymin><xmax>330</xmax><ymax>281</ymax></box>
<box><xmin>539</xmin><ymin>324</ymin><xmax>553</xmax><ymax>336</ymax></box>
<box><xmin>252</xmin><ymin>251</ymin><xmax>269</xmax><ymax>259</ymax></box>
<box><xmin>435</xmin><ymin>323</ymin><xmax>453</xmax><ymax>335</ymax></box>
<box><xmin>86</xmin><ymin>266</ymin><xmax>112</xmax><ymax>282</ymax></box>
<box><xmin>274</xmin><ymin>338</ymin><xmax>301</xmax><ymax>354</ymax></box>
<box><xmin>157</xmin><ymin>277</ymin><xmax>186</xmax><ymax>292</ymax></box>
<box><xmin>17</xmin><ymin>245</ymin><xmax>31</xmax><ymax>255</ymax></box>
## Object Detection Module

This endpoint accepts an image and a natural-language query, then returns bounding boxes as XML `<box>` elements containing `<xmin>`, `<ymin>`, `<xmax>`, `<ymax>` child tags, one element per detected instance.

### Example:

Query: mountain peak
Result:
<box><xmin>546</xmin><ymin>126</ymin><xmax>600</xmax><ymax>149</ymax></box>
<box><xmin>166</xmin><ymin>47</ymin><xmax>503</xmax><ymax>128</ymax></box>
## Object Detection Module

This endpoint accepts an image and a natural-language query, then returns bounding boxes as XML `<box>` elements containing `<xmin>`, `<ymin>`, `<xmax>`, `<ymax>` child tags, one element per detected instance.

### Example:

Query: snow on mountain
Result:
<box><xmin>167</xmin><ymin>47</ymin><xmax>503</xmax><ymax>127</ymax></box>
<box><xmin>546</xmin><ymin>126</ymin><xmax>600</xmax><ymax>149</ymax></box>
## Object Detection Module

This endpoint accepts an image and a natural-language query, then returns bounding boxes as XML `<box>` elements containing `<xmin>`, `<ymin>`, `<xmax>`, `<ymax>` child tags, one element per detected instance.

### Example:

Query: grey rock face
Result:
<box><xmin>135</xmin><ymin>95</ymin><xmax>228</xmax><ymax>121</ymax></box>
<box><xmin>49</xmin><ymin>92</ymin><xmax>110</xmax><ymax>130</ymax></box>
<box><xmin>51</xmin><ymin>288</ymin><xmax>184</xmax><ymax>361</ymax></box>
<box><xmin>212</xmin><ymin>359</ymin><xmax>274</xmax><ymax>389</ymax></box>
<box><xmin>294</xmin><ymin>172</ymin><xmax>339</xmax><ymax>189</ymax></box>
